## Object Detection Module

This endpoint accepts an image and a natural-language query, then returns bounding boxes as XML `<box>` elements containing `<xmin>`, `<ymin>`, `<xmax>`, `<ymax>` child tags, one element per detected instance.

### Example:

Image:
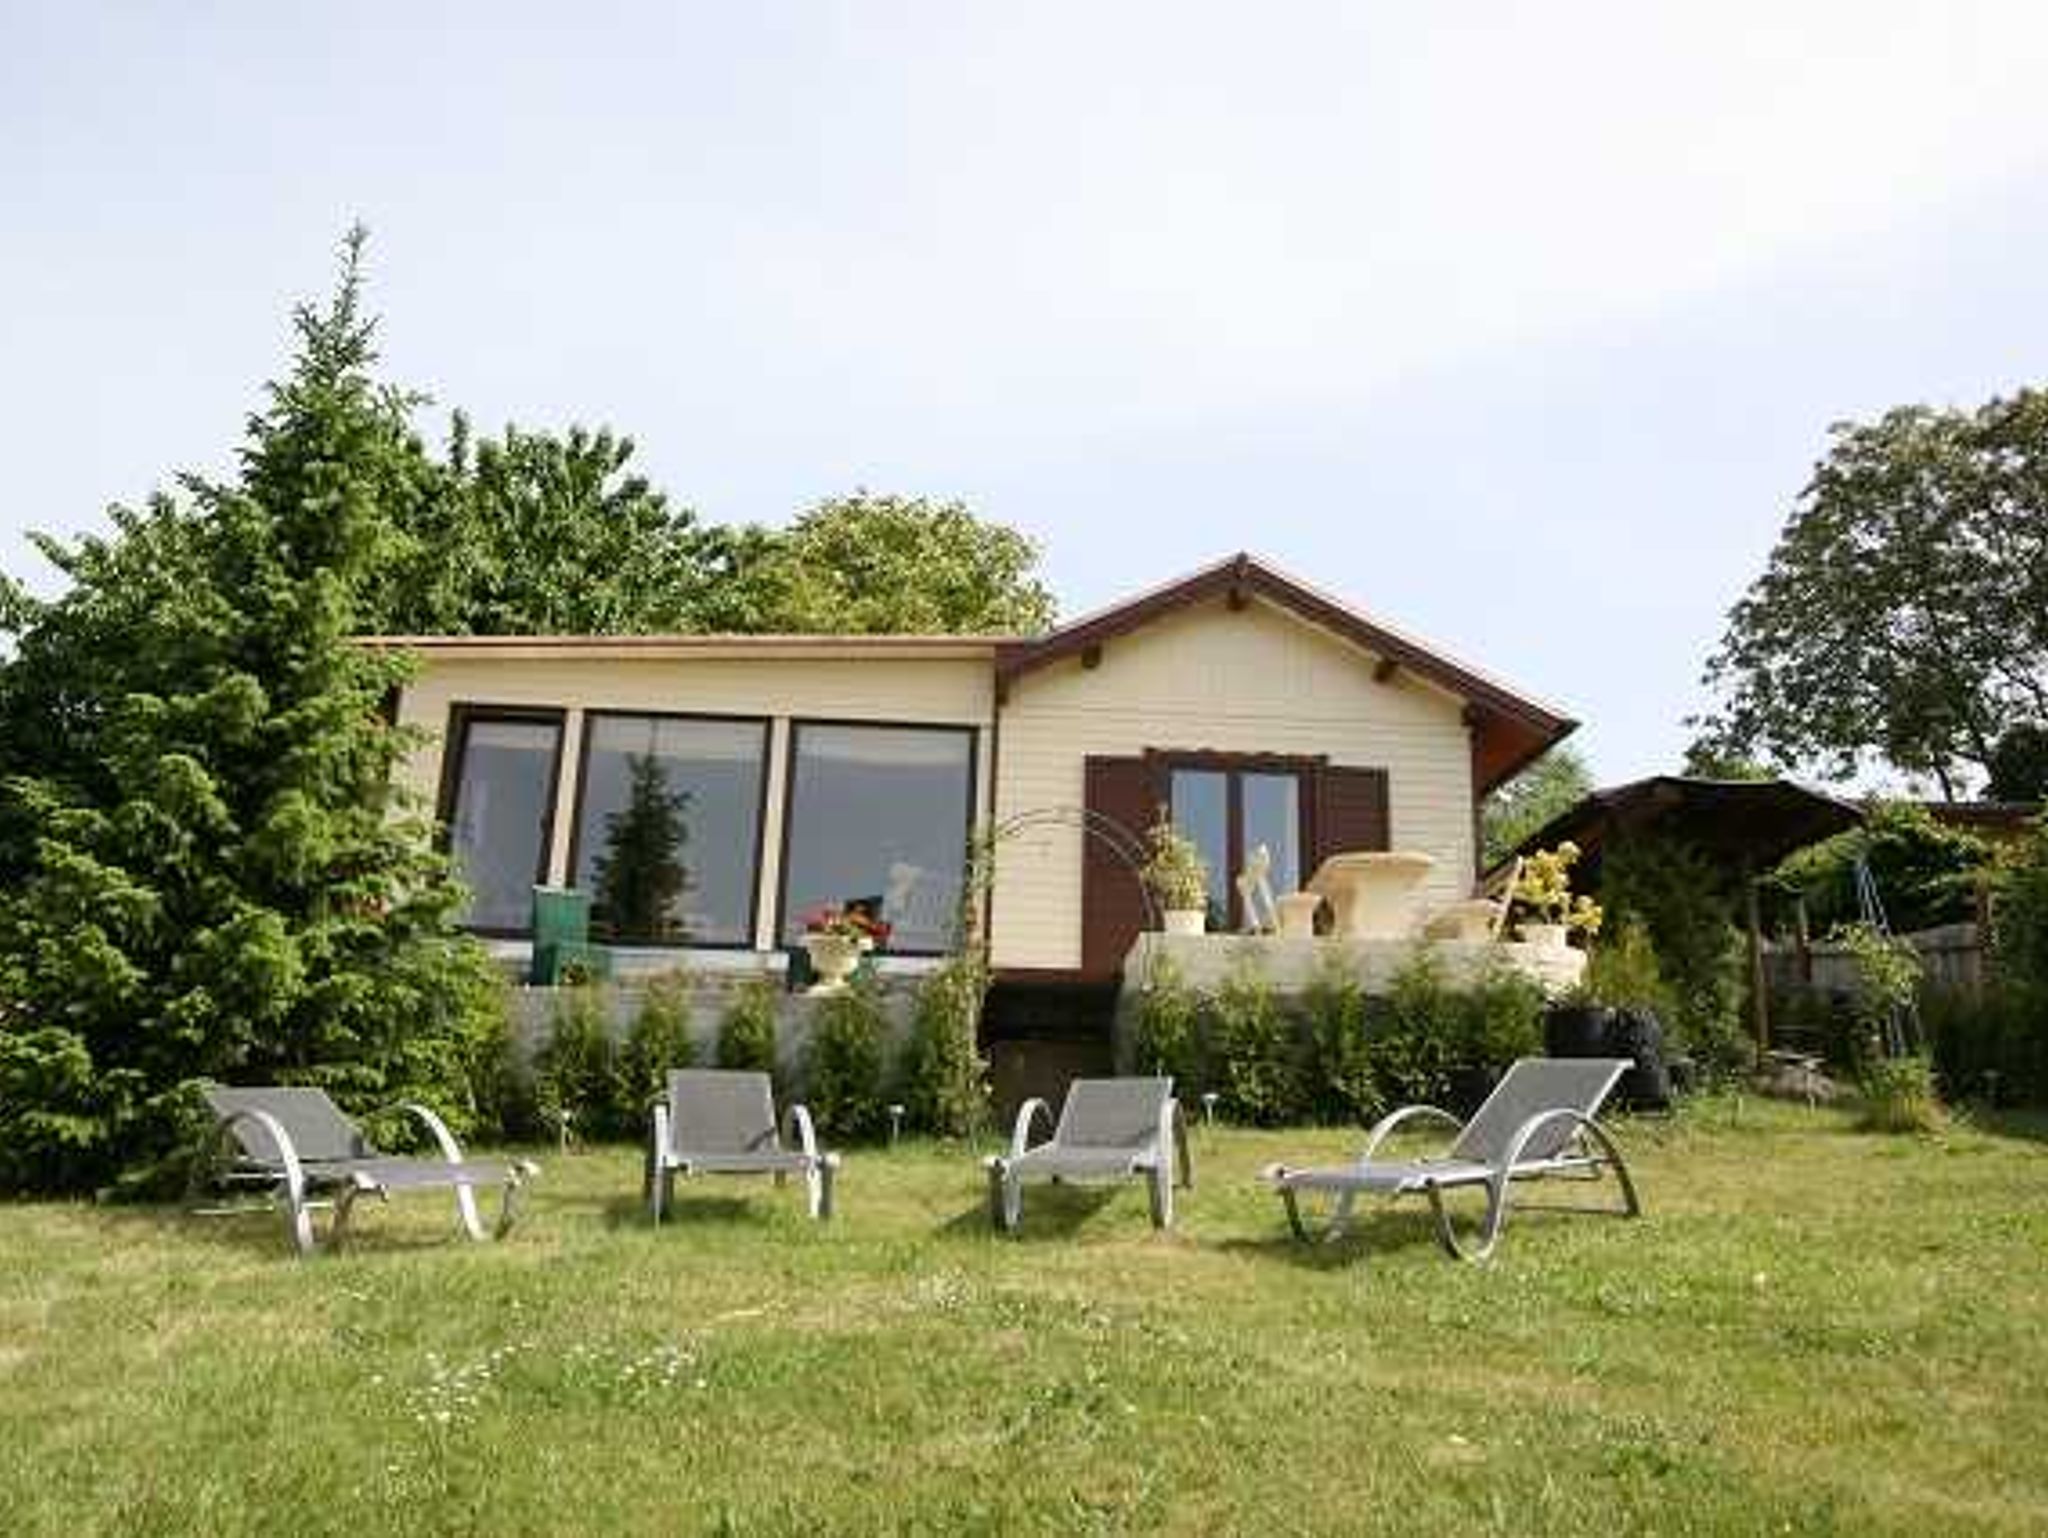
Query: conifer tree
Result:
<box><xmin>589</xmin><ymin>755</ymin><xmax>692</xmax><ymax>942</ymax></box>
<box><xmin>0</xmin><ymin>229</ymin><xmax>496</xmax><ymax>1192</ymax></box>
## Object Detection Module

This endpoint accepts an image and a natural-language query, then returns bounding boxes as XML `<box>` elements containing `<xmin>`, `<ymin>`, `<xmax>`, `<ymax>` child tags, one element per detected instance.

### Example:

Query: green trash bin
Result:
<box><xmin>530</xmin><ymin>886</ymin><xmax>593</xmax><ymax>986</ymax></box>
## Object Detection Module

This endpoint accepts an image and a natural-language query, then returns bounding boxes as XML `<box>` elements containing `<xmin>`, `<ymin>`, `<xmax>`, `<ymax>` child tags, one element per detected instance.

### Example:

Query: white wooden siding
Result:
<box><xmin>987</xmin><ymin>596</ymin><xmax>1476</xmax><ymax>971</ymax></box>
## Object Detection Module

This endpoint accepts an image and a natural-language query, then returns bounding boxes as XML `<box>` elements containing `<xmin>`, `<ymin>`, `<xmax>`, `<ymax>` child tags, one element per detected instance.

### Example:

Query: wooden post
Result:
<box><xmin>1795</xmin><ymin>895</ymin><xmax>1812</xmax><ymax>986</ymax></box>
<box><xmin>1746</xmin><ymin>863</ymin><xmax>1770</xmax><ymax>1068</ymax></box>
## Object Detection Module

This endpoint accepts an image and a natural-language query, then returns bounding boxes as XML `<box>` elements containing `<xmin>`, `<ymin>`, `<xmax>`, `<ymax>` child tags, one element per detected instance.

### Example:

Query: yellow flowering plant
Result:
<box><xmin>1515</xmin><ymin>841</ymin><xmax>1604</xmax><ymax>937</ymax></box>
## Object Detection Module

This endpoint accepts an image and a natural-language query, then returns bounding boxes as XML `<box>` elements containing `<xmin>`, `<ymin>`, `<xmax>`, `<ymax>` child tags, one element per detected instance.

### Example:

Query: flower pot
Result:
<box><xmin>1518</xmin><ymin>921</ymin><xmax>1569</xmax><ymax>950</ymax></box>
<box><xmin>1274</xmin><ymin>892</ymin><xmax>1323</xmax><ymax>940</ymax></box>
<box><xmin>802</xmin><ymin>932</ymin><xmax>862</xmax><ymax>993</ymax></box>
<box><xmin>1161</xmin><ymin>908</ymin><xmax>1207</xmax><ymax>937</ymax></box>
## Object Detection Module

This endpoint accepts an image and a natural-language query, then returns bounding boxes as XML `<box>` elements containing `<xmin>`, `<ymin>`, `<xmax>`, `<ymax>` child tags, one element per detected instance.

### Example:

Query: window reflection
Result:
<box><xmin>1169</xmin><ymin>769</ymin><xmax>1231</xmax><ymax>930</ymax></box>
<box><xmin>447</xmin><ymin>714</ymin><xmax>561</xmax><ymax>932</ymax></box>
<box><xmin>574</xmin><ymin>715</ymin><xmax>766</xmax><ymax>946</ymax></box>
<box><xmin>780</xmin><ymin>724</ymin><xmax>974</xmax><ymax>953</ymax></box>
<box><xmin>1242</xmin><ymin>773</ymin><xmax>1302</xmax><ymax>896</ymax></box>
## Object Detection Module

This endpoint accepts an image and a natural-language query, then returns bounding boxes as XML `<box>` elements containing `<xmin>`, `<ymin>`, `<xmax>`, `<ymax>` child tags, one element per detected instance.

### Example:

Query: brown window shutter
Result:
<box><xmin>1081</xmin><ymin>754</ymin><xmax>1158</xmax><ymax>979</ymax></box>
<box><xmin>1315</xmin><ymin>765</ymin><xmax>1390</xmax><ymax>865</ymax></box>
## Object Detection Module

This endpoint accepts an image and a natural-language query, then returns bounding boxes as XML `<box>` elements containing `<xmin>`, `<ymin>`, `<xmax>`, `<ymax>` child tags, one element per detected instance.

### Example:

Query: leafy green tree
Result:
<box><xmin>1986</xmin><ymin>723</ymin><xmax>2048</xmax><ymax>802</ymax></box>
<box><xmin>704</xmin><ymin>493</ymin><xmax>1058</xmax><ymax>635</ymax></box>
<box><xmin>1679</xmin><ymin>744</ymin><xmax>1774</xmax><ymax>781</ymax></box>
<box><xmin>1696</xmin><ymin>393</ymin><xmax>2048</xmax><ymax>797</ymax></box>
<box><xmin>374</xmin><ymin>421</ymin><xmax>730</xmax><ymax>637</ymax></box>
<box><xmin>589</xmin><ymin>755</ymin><xmax>691</xmax><ymax>942</ymax></box>
<box><xmin>1481</xmin><ymin>745</ymin><xmax>1591</xmax><ymax>867</ymax></box>
<box><xmin>0</xmin><ymin>230</ymin><xmax>497</xmax><ymax>1193</ymax></box>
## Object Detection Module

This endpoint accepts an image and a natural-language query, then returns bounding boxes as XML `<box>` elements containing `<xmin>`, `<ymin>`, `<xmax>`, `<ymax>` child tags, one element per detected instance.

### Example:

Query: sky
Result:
<box><xmin>6</xmin><ymin>3</ymin><xmax>2048</xmax><ymax>783</ymax></box>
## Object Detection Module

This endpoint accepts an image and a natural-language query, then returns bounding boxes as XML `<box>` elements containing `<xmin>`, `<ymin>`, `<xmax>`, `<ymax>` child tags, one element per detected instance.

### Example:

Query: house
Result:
<box><xmin>377</xmin><ymin>554</ymin><xmax>1574</xmax><ymax>1011</ymax></box>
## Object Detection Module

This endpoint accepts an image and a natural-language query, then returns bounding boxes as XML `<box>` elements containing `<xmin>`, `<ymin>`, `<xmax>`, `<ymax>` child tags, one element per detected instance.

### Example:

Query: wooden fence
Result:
<box><xmin>1762</xmin><ymin>922</ymin><xmax>1984</xmax><ymax>1000</ymax></box>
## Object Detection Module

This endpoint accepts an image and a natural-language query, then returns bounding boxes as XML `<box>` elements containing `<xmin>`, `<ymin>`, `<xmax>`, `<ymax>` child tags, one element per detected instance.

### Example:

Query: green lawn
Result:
<box><xmin>3</xmin><ymin>1099</ymin><xmax>2046</xmax><ymax>1536</ymax></box>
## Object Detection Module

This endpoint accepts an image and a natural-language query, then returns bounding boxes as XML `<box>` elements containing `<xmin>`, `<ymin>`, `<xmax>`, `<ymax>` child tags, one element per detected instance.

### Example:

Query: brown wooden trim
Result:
<box><xmin>563</xmin><ymin>708</ymin><xmax>774</xmax><ymax>952</ymax></box>
<box><xmin>993</xmin><ymin>966</ymin><xmax>1105</xmax><ymax>987</ymax></box>
<box><xmin>773</xmin><ymin>717</ymin><xmax>984</xmax><ymax>959</ymax></box>
<box><xmin>437</xmin><ymin>702</ymin><xmax>568</xmax><ymax>938</ymax></box>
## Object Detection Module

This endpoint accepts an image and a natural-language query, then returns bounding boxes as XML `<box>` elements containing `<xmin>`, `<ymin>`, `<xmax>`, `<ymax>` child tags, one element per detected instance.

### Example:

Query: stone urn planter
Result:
<box><xmin>1518</xmin><ymin>922</ymin><xmax>1570</xmax><ymax>951</ymax></box>
<box><xmin>802</xmin><ymin>932</ymin><xmax>862</xmax><ymax>993</ymax></box>
<box><xmin>1274</xmin><ymin>891</ymin><xmax>1324</xmax><ymax>939</ymax></box>
<box><xmin>1161</xmin><ymin>908</ymin><xmax>1207</xmax><ymax>937</ymax></box>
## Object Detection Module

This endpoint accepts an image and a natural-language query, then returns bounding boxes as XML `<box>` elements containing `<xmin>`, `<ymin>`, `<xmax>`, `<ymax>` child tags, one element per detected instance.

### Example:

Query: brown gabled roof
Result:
<box><xmin>993</xmin><ymin>552</ymin><xmax>1577</xmax><ymax>793</ymax></box>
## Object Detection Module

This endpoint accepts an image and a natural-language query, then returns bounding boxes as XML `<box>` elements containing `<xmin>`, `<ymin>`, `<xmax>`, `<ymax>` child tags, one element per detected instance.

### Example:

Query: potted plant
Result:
<box><xmin>800</xmin><ymin>905</ymin><xmax>891</xmax><ymax>994</ymax></box>
<box><xmin>1513</xmin><ymin>842</ymin><xmax>1602</xmax><ymax>950</ymax></box>
<box><xmin>1141</xmin><ymin>808</ymin><xmax>1211</xmax><ymax>936</ymax></box>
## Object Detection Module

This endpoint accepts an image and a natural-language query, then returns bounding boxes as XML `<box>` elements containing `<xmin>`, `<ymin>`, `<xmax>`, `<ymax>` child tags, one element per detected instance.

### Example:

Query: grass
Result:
<box><xmin>3</xmin><ymin>1098</ymin><xmax>2047</xmax><ymax>1535</ymax></box>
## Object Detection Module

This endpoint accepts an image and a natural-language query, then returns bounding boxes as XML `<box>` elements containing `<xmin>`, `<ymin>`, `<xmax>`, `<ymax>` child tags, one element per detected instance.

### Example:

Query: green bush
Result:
<box><xmin>1210</xmin><ymin>957</ymin><xmax>1306</xmax><ymax>1125</ymax></box>
<box><xmin>1579</xmin><ymin>920</ymin><xmax>1677</xmax><ymax>1019</ymax></box>
<box><xmin>463</xmin><ymin>979</ymin><xmax>539</xmax><ymax>1142</ymax></box>
<box><xmin>1858</xmin><ymin>1053</ymin><xmax>1943</xmax><ymax>1134</ymax></box>
<box><xmin>804</xmin><ymin>980</ymin><xmax>887</xmax><ymax>1139</ymax></box>
<box><xmin>534</xmin><ymin>983</ymin><xmax>621</xmax><ymax>1142</ymax></box>
<box><xmin>1129</xmin><ymin>953</ymin><xmax>1204</xmax><ymax>1090</ymax></box>
<box><xmin>715</xmin><ymin>978</ymin><xmax>780</xmax><ymax>1081</ymax></box>
<box><xmin>901</xmin><ymin>957</ymin><xmax>988</xmax><ymax>1138</ymax></box>
<box><xmin>1370</xmin><ymin>950</ymin><xmax>1464</xmax><ymax>1110</ymax></box>
<box><xmin>1993</xmin><ymin>815</ymin><xmax>2048</xmax><ymax>1000</ymax></box>
<box><xmin>1303</xmin><ymin>960</ymin><xmax>1371</xmax><ymax>1124</ymax></box>
<box><xmin>618</xmin><ymin>972</ymin><xmax>694</xmax><ymax>1127</ymax></box>
<box><xmin>1601</xmin><ymin>834</ymin><xmax>1750</xmax><ymax>1077</ymax></box>
<box><xmin>1449</xmin><ymin>955</ymin><xmax>1546</xmax><ymax>1072</ymax></box>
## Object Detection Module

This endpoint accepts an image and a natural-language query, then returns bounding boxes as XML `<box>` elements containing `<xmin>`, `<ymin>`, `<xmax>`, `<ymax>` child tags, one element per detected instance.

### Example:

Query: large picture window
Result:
<box><xmin>570</xmin><ymin>713</ymin><xmax>769</xmax><ymax>947</ymax></box>
<box><xmin>779</xmin><ymin>723</ymin><xmax>976</xmax><ymax>954</ymax></box>
<box><xmin>443</xmin><ymin>709</ymin><xmax>565</xmax><ymax>933</ymax></box>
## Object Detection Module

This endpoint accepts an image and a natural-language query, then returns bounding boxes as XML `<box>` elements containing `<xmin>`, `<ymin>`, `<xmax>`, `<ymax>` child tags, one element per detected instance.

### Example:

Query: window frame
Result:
<box><xmin>565</xmin><ymin>708</ymin><xmax>775</xmax><ymax>952</ymax></box>
<box><xmin>775</xmin><ymin>717</ymin><xmax>982</xmax><ymax>959</ymax></box>
<box><xmin>435</xmin><ymin>702</ymin><xmax>569</xmax><ymax>939</ymax></box>
<box><xmin>1148</xmin><ymin>749</ymin><xmax>1326</xmax><ymax>932</ymax></box>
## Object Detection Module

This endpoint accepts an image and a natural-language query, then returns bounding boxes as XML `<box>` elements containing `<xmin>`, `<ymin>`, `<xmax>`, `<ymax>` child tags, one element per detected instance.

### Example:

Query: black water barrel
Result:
<box><xmin>1544</xmin><ymin>1003</ymin><xmax>1614</xmax><ymax>1059</ymax></box>
<box><xmin>1606</xmin><ymin>1006</ymin><xmax>1673</xmax><ymax>1111</ymax></box>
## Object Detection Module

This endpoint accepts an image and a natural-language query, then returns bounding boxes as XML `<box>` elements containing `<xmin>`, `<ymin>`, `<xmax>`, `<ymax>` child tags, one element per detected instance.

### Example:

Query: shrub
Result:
<box><xmin>618</xmin><ymin>972</ymin><xmax>694</xmax><ymax>1127</ymax></box>
<box><xmin>1993</xmin><ymin>814</ymin><xmax>2048</xmax><ymax>1000</ymax></box>
<box><xmin>1210</xmin><ymin>956</ymin><xmax>1305</xmax><ymax>1125</ymax></box>
<box><xmin>1579</xmin><ymin>920</ymin><xmax>1677</xmax><ymax>1019</ymax></box>
<box><xmin>1450</xmin><ymin>955</ymin><xmax>1546</xmax><ymax>1071</ymax></box>
<box><xmin>902</xmin><ymin>956</ymin><xmax>989</xmax><ymax>1137</ymax></box>
<box><xmin>715</xmin><ymin>977</ymin><xmax>780</xmax><ymax>1080</ymax></box>
<box><xmin>1601</xmin><ymin>834</ymin><xmax>1750</xmax><ymax>1077</ymax></box>
<box><xmin>1371</xmin><ymin>949</ymin><xmax>1463</xmax><ymax>1110</ymax></box>
<box><xmin>804</xmin><ymin>980</ymin><xmax>887</xmax><ymax>1139</ymax></box>
<box><xmin>1836</xmin><ymin>921</ymin><xmax>1924</xmax><ymax>1057</ymax></box>
<box><xmin>1129</xmin><ymin>953</ymin><xmax>1203</xmax><ymax>1089</ymax></box>
<box><xmin>1858</xmin><ymin>1053</ymin><xmax>1943</xmax><ymax>1134</ymax></box>
<box><xmin>1920</xmin><ymin>983</ymin><xmax>2045</xmax><ymax>1104</ymax></box>
<box><xmin>1303</xmin><ymin>959</ymin><xmax>1371</xmax><ymax>1124</ymax></box>
<box><xmin>464</xmin><ymin>977</ymin><xmax>539</xmax><ymax>1142</ymax></box>
<box><xmin>534</xmin><ymin>983</ymin><xmax>620</xmax><ymax>1142</ymax></box>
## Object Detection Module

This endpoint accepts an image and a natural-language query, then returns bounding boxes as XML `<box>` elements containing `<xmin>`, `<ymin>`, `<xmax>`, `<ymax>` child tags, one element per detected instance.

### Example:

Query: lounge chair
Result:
<box><xmin>986</xmin><ymin>1076</ymin><xmax>1192</xmax><ymax>1233</ymax></box>
<box><xmin>645</xmin><ymin>1069</ymin><xmax>839</xmax><ymax>1222</ymax></box>
<box><xmin>199</xmin><ymin>1085</ymin><xmax>537</xmax><ymax>1256</ymax></box>
<box><xmin>1260</xmin><ymin>1057</ymin><xmax>1640</xmax><ymax>1261</ymax></box>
